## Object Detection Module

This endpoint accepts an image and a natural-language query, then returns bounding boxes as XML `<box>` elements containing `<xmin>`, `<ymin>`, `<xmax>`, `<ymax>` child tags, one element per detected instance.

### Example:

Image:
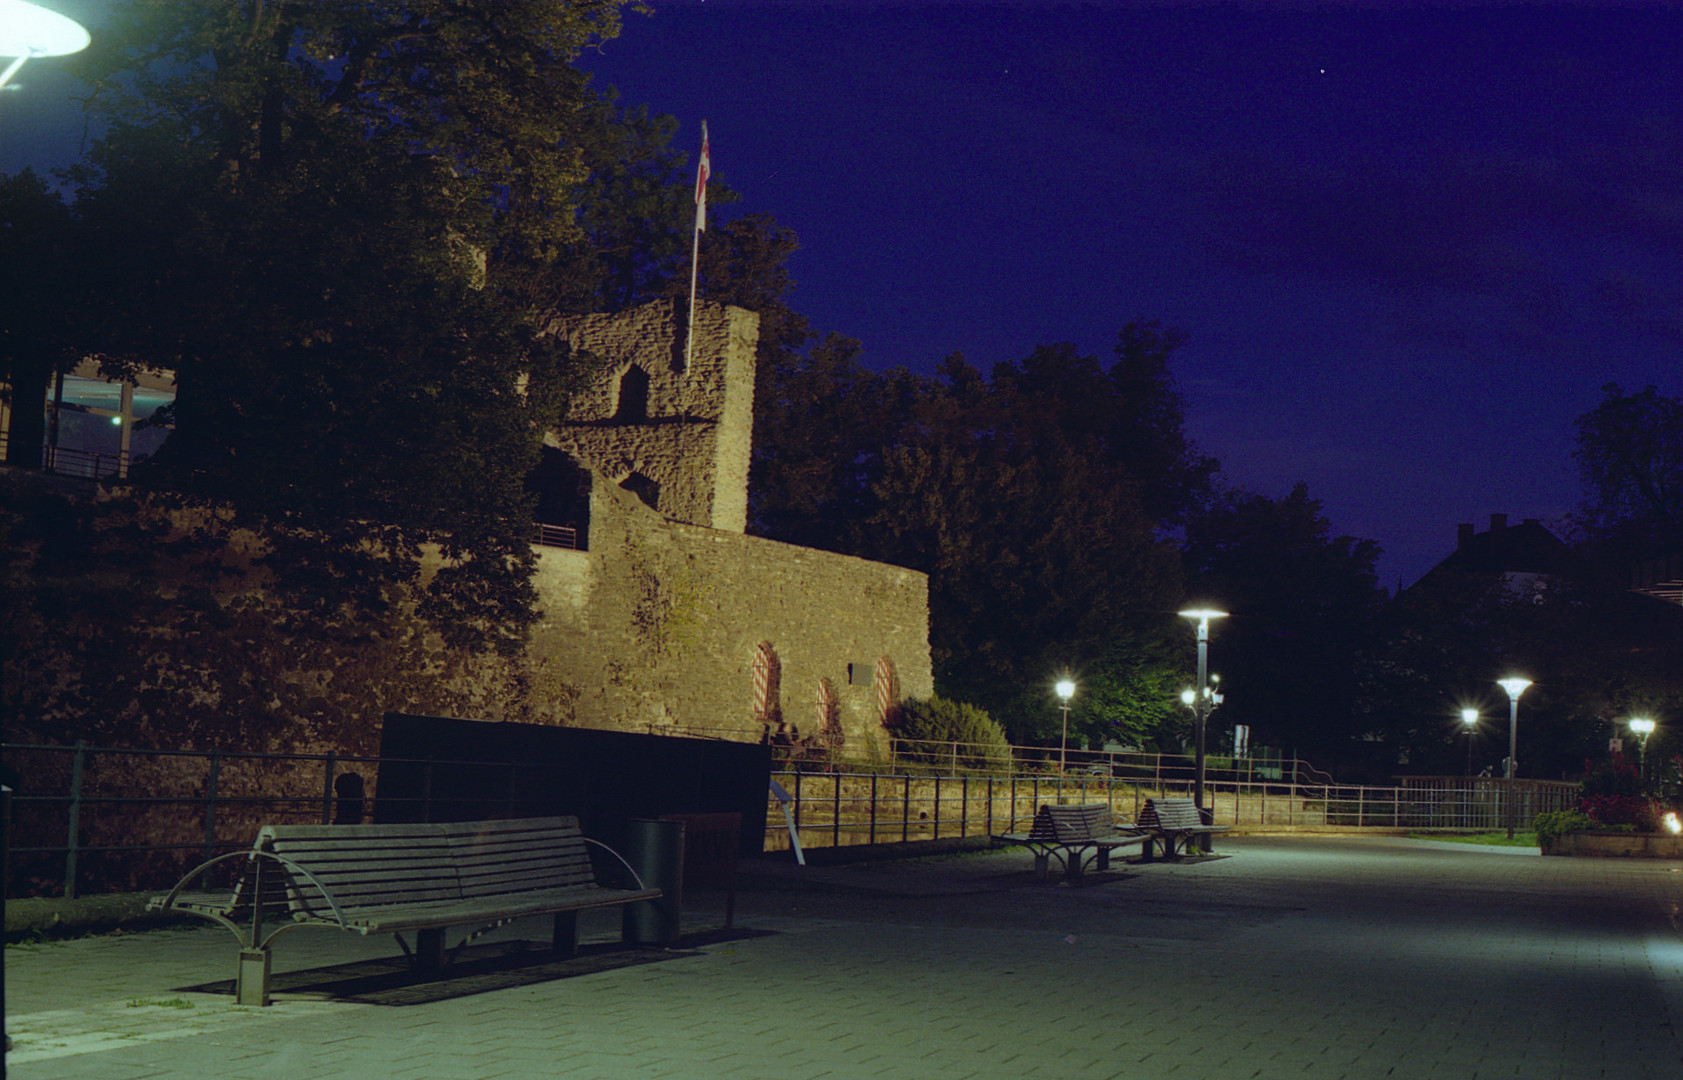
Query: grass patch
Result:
<box><xmin>1410</xmin><ymin>831</ymin><xmax>1537</xmax><ymax>847</ymax></box>
<box><xmin>125</xmin><ymin>997</ymin><xmax>195</xmax><ymax>1009</ymax></box>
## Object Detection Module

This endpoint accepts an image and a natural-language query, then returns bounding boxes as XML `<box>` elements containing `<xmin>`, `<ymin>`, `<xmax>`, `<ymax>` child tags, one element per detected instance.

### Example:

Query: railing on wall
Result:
<box><xmin>762</xmin><ymin>767</ymin><xmax>1581</xmax><ymax>854</ymax></box>
<box><xmin>3</xmin><ymin>742</ymin><xmax>1582</xmax><ymax>902</ymax></box>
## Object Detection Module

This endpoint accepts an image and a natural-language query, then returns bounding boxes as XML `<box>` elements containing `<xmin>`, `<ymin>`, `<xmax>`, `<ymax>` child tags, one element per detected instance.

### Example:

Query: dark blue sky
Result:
<box><xmin>578</xmin><ymin>0</ymin><xmax>1682</xmax><ymax>588</ymax></box>
<box><xmin>5</xmin><ymin>1</ymin><xmax>1679</xmax><ymax>589</ymax></box>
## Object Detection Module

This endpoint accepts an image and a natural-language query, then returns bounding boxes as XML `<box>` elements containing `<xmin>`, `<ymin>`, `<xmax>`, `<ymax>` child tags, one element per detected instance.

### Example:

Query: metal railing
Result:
<box><xmin>533</xmin><ymin>522</ymin><xmax>578</xmax><ymax>549</ymax></box>
<box><xmin>2</xmin><ymin>742</ymin><xmax>1582</xmax><ymax>901</ymax></box>
<box><xmin>1</xmin><ymin>743</ymin><xmax>640</xmax><ymax>900</ymax></box>
<box><xmin>0</xmin><ymin>432</ymin><xmax>131</xmax><ymax>480</ymax></box>
<box><xmin>763</xmin><ymin>768</ymin><xmax>1581</xmax><ymax>854</ymax></box>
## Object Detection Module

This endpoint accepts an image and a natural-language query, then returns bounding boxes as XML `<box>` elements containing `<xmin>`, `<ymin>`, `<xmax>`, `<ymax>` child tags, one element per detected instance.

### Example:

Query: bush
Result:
<box><xmin>1580</xmin><ymin>754</ymin><xmax>1641</xmax><ymax>799</ymax></box>
<box><xmin>892</xmin><ymin>696</ymin><xmax>1012</xmax><ymax>772</ymax></box>
<box><xmin>1581</xmin><ymin>794</ymin><xmax>1658</xmax><ymax>831</ymax></box>
<box><xmin>1533</xmin><ymin>809</ymin><xmax>1597</xmax><ymax>848</ymax></box>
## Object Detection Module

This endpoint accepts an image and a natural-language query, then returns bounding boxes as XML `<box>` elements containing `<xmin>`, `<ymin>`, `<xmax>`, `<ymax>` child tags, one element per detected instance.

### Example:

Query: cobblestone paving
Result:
<box><xmin>7</xmin><ymin>836</ymin><xmax>1683</xmax><ymax>1079</ymax></box>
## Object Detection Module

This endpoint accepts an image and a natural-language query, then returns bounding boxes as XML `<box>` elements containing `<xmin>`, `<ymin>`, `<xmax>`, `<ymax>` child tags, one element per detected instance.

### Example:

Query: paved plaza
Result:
<box><xmin>6</xmin><ymin>835</ymin><xmax>1683</xmax><ymax>1079</ymax></box>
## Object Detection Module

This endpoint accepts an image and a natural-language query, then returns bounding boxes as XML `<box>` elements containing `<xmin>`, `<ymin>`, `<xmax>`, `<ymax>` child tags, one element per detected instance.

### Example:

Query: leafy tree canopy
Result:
<box><xmin>751</xmin><ymin>325</ymin><xmax>1213</xmax><ymax>743</ymax></box>
<box><xmin>1182</xmin><ymin>482</ymin><xmax>1387</xmax><ymax>762</ymax></box>
<box><xmin>1572</xmin><ymin>383</ymin><xmax>1683</xmax><ymax>563</ymax></box>
<box><xmin>5</xmin><ymin>1</ymin><xmax>682</xmax><ymax>653</ymax></box>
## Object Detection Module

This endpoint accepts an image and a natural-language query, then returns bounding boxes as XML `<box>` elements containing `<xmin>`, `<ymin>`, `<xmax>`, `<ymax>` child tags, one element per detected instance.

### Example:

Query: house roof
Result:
<box><xmin>1425</xmin><ymin>514</ymin><xmax>1585</xmax><ymax>580</ymax></box>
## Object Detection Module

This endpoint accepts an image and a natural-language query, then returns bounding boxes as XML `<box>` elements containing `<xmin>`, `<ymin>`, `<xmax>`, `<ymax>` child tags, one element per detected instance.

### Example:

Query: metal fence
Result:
<box><xmin>762</xmin><ymin>768</ymin><xmax>1581</xmax><ymax>854</ymax></box>
<box><xmin>3</xmin><ymin>742</ymin><xmax>1582</xmax><ymax>900</ymax></box>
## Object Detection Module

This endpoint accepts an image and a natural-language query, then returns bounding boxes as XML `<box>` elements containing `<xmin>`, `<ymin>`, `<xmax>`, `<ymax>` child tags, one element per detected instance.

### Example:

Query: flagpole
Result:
<box><xmin>685</xmin><ymin>224</ymin><xmax>701</xmax><ymax>371</ymax></box>
<box><xmin>685</xmin><ymin>120</ymin><xmax>710</xmax><ymax>372</ymax></box>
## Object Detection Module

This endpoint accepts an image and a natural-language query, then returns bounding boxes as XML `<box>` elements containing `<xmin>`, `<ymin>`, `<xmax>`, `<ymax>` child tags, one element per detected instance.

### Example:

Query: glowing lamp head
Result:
<box><xmin>0</xmin><ymin>0</ymin><xmax>90</xmax><ymax>91</ymax></box>
<box><xmin>1461</xmin><ymin>708</ymin><xmax>1478</xmax><ymax>728</ymax></box>
<box><xmin>1629</xmin><ymin>718</ymin><xmax>1655</xmax><ymax>737</ymax></box>
<box><xmin>1664</xmin><ymin>811</ymin><xmax>1681</xmax><ymax>835</ymax></box>
<box><xmin>1497</xmin><ymin>677</ymin><xmax>1532</xmax><ymax>701</ymax></box>
<box><xmin>1054</xmin><ymin>679</ymin><xmax>1075</xmax><ymax>703</ymax></box>
<box><xmin>1180</xmin><ymin>688</ymin><xmax>1196</xmax><ymax>707</ymax></box>
<box><xmin>0</xmin><ymin>0</ymin><xmax>90</xmax><ymax>58</ymax></box>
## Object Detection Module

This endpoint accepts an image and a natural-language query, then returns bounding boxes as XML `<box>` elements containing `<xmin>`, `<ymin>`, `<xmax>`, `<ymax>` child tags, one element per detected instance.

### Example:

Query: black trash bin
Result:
<box><xmin>623</xmin><ymin>818</ymin><xmax>685</xmax><ymax>947</ymax></box>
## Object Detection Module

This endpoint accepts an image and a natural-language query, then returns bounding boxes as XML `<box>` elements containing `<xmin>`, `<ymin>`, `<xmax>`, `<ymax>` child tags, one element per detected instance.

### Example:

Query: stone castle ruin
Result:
<box><xmin>512</xmin><ymin>298</ymin><xmax>932</xmax><ymax>753</ymax></box>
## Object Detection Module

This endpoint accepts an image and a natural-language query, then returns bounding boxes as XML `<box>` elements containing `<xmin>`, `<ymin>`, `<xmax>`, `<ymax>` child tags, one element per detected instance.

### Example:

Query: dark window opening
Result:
<box><xmin>526</xmin><ymin>447</ymin><xmax>591</xmax><ymax>550</ymax></box>
<box><xmin>620</xmin><ymin>472</ymin><xmax>660</xmax><ymax>513</ymax></box>
<box><xmin>615</xmin><ymin>366</ymin><xmax>650</xmax><ymax>423</ymax></box>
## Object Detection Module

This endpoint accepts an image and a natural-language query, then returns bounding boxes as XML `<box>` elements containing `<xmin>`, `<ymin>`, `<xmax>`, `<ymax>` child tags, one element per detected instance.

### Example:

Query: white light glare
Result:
<box><xmin>0</xmin><ymin>0</ymin><xmax>91</xmax><ymax>90</ymax></box>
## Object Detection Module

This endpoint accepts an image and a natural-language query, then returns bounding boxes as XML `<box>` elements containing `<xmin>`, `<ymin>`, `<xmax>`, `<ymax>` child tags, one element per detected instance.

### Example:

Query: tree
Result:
<box><xmin>750</xmin><ymin>326</ymin><xmax>1211</xmax><ymax>743</ymax></box>
<box><xmin>1181</xmin><ymin>483</ymin><xmax>1387</xmax><ymax>765</ymax></box>
<box><xmin>33</xmin><ymin>1</ymin><xmax>647</xmax><ymax>652</ymax></box>
<box><xmin>0</xmin><ymin>171</ymin><xmax>83</xmax><ymax>468</ymax></box>
<box><xmin>1572</xmin><ymin>383</ymin><xmax>1683</xmax><ymax>565</ymax></box>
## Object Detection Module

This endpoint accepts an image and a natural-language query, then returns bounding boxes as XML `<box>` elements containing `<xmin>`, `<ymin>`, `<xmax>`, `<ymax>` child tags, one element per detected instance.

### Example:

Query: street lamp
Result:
<box><xmin>1496</xmin><ymin>677</ymin><xmax>1531</xmax><ymax>839</ymax></box>
<box><xmin>0</xmin><ymin>0</ymin><xmax>91</xmax><ymax>90</ymax></box>
<box><xmin>1055</xmin><ymin>678</ymin><xmax>1075</xmax><ymax>794</ymax></box>
<box><xmin>1179</xmin><ymin>608</ymin><xmax>1228</xmax><ymax>818</ymax></box>
<box><xmin>1628</xmin><ymin>717</ymin><xmax>1655</xmax><ymax>792</ymax></box>
<box><xmin>1461</xmin><ymin>708</ymin><xmax>1479</xmax><ymax>777</ymax></box>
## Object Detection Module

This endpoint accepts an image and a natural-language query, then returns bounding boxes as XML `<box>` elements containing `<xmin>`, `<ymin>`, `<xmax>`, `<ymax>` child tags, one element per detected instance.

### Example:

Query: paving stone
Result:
<box><xmin>8</xmin><ymin>836</ymin><xmax>1683</xmax><ymax>1078</ymax></box>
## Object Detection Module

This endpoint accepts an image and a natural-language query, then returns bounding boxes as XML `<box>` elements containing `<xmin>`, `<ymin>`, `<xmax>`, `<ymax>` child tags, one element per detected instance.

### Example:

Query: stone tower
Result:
<box><xmin>548</xmin><ymin>298</ymin><xmax>760</xmax><ymax>533</ymax></box>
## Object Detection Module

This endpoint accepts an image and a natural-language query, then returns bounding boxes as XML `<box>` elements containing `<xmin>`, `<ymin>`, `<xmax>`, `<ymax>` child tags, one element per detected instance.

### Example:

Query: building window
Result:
<box><xmin>752</xmin><ymin>642</ymin><xmax>782</xmax><ymax>732</ymax></box>
<box><xmin>874</xmin><ymin>656</ymin><xmax>901</xmax><ymax>728</ymax></box>
<box><xmin>526</xmin><ymin>447</ymin><xmax>591</xmax><ymax>550</ymax></box>
<box><xmin>815</xmin><ymin>677</ymin><xmax>844</xmax><ymax>753</ymax></box>
<box><xmin>620</xmin><ymin>472</ymin><xmax>660</xmax><ymax>512</ymax></box>
<box><xmin>614</xmin><ymin>365</ymin><xmax>650</xmax><ymax>423</ymax></box>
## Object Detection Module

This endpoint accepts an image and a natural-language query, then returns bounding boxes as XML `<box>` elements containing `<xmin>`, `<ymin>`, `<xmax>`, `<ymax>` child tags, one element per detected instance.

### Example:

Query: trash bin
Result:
<box><xmin>623</xmin><ymin>818</ymin><xmax>685</xmax><ymax>947</ymax></box>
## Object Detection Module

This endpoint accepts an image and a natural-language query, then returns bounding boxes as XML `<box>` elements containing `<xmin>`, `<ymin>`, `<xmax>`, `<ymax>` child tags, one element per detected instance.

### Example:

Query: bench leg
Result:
<box><xmin>414</xmin><ymin>929</ymin><xmax>447</xmax><ymax>972</ymax></box>
<box><xmin>554</xmin><ymin>911</ymin><xmax>580</xmax><ymax>958</ymax></box>
<box><xmin>1064</xmin><ymin>850</ymin><xmax>1085</xmax><ymax>884</ymax></box>
<box><xmin>236</xmin><ymin>948</ymin><xmax>271</xmax><ymax>1007</ymax></box>
<box><xmin>1033</xmin><ymin>852</ymin><xmax>1050</xmax><ymax>881</ymax></box>
<box><xmin>1095</xmin><ymin>849</ymin><xmax>1111</xmax><ymax>872</ymax></box>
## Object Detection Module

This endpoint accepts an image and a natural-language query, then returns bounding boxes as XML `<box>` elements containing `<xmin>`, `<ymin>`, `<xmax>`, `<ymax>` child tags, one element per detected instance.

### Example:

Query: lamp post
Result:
<box><xmin>0</xmin><ymin>0</ymin><xmax>91</xmax><ymax>90</ymax></box>
<box><xmin>1497</xmin><ymin>677</ymin><xmax>1531</xmax><ymax>839</ymax></box>
<box><xmin>1628</xmin><ymin>717</ymin><xmax>1655</xmax><ymax>793</ymax></box>
<box><xmin>1179</xmin><ymin>608</ymin><xmax>1228</xmax><ymax>818</ymax></box>
<box><xmin>1461</xmin><ymin>708</ymin><xmax>1478</xmax><ymax>777</ymax></box>
<box><xmin>1055</xmin><ymin>678</ymin><xmax>1076</xmax><ymax>796</ymax></box>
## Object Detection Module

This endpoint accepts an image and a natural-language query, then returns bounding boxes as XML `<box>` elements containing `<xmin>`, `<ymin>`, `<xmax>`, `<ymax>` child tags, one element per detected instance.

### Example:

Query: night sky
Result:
<box><xmin>5</xmin><ymin>1</ymin><xmax>1679</xmax><ymax>589</ymax></box>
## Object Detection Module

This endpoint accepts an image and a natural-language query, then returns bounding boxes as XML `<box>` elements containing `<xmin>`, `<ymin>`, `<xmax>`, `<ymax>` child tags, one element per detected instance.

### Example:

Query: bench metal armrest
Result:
<box><xmin>152</xmin><ymin>849</ymin><xmax>351</xmax><ymax>950</ymax></box>
<box><xmin>583</xmin><ymin>837</ymin><xmax>650</xmax><ymax>892</ymax></box>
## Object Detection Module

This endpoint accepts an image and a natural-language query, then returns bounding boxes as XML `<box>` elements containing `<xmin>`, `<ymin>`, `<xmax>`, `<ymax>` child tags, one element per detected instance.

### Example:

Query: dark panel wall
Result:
<box><xmin>374</xmin><ymin>713</ymin><xmax>770</xmax><ymax>856</ymax></box>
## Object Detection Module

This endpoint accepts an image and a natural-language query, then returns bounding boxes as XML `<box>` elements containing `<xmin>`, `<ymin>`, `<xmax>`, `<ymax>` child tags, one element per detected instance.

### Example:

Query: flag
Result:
<box><xmin>694</xmin><ymin>120</ymin><xmax>710</xmax><ymax>232</ymax></box>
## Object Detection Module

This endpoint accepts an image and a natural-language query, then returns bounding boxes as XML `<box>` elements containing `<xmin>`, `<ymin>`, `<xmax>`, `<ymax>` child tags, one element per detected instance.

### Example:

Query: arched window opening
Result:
<box><xmin>614</xmin><ymin>365</ymin><xmax>650</xmax><ymax>423</ymax></box>
<box><xmin>620</xmin><ymin>472</ymin><xmax>660</xmax><ymax>512</ymax></box>
<box><xmin>752</xmin><ymin>641</ymin><xmax>783</xmax><ymax>736</ymax></box>
<box><xmin>525</xmin><ymin>447</ymin><xmax>591</xmax><ymax>550</ymax></box>
<box><xmin>815</xmin><ymin>677</ymin><xmax>844</xmax><ymax>755</ymax></box>
<box><xmin>874</xmin><ymin>656</ymin><xmax>901</xmax><ymax>728</ymax></box>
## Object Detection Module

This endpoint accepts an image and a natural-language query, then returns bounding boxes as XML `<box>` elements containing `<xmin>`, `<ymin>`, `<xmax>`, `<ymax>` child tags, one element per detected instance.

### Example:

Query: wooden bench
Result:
<box><xmin>148</xmin><ymin>816</ymin><xmax>661</xmax><ymax>1006</ymax></box>
<box><xmin>995</xmin><ymin>803</ymin><xmax>1147</xmax><ymax>882</ymax></box>
<box><xmin>1136</xmin><ymin>797</ymin><xmax>1229</xmax><ymax>860</ymax></box>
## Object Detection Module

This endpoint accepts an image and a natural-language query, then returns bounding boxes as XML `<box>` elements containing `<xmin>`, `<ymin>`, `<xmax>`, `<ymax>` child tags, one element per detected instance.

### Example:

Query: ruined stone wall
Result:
<box><xmin>525</xmin><ymin>484</ymin><xmax>933</xmax><ymax>757</ymax></box>
<box><xmin>549</xmin><ymin>299</ymin><xmax>758</xmax><ymax>533</ymax></box>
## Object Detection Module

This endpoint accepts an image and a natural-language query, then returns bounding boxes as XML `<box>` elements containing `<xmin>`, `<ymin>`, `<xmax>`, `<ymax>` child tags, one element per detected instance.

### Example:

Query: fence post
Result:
<box><xmin>960</xmin><ymin>776</ymin><xmax>968</xmax><ymax>838</ymax></box>
<box><xmin>64</xmin><ymin>741</ymin><xmax>86</xmax><ymax>900</ymax></box>
<box><xmin>870</xmin><ymin>773</ymin><xmax>878</xmax><ymax>844</ymax></box>
<box><xmin>933</xmin><ymin>775</ymin><xmax>941</xmax><ymax>838</ymax></box>
<box><xmin>833</xmin><ymin>774</ymin><xmax>842</xmax><ymax>847</ymax></box>
<box><xmin>902</xmin><ymin>774</ymin><xmax>911</xmax><ymax>842</ymax></box>
<box><xmin>320</xmin><ymin>752</ymin><xmax>337</xmax><ymax>825</ymax></box>
<box><xmin>201</xmin><ymin>748</ymin><xmax>221</xmax><ymax>889</ymax></box>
